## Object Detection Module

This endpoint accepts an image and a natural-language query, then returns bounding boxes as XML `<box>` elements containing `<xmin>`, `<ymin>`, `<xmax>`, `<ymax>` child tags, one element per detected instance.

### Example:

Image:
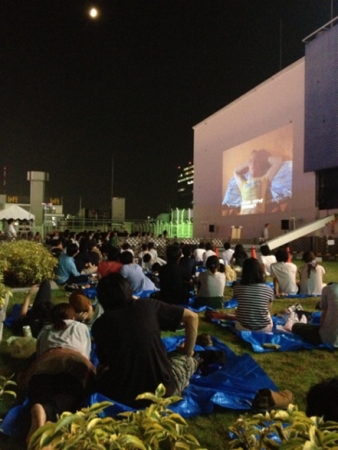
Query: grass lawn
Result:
<box><xmin>1</xmin><ymin>260</ymin><xmax>338</xmax><ymax>449</ymax></box>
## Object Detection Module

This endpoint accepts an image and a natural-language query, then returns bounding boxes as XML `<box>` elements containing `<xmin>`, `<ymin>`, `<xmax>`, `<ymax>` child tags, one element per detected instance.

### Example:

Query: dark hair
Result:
<box><xmin>218</xmin><ymin>263</ymin><xmax>225</xmax><ymax>273</ymax></box>
<box><xmin>66</xmin><ymin>243</ymin><xmax>79</xmax><ymax>257</ymax></box>
<box><xmin>198</xmin><ymin>242</ymin><xmax>205</xmax><ymax>249</ymax></box>
<box><xmin>275</xmin><ymin>248</ymin><xmax>288</xmax><ymax>263</ymax></box>
<box><xmin>166</xmin><ymin>245</ymin><xmax>182</xmax><ymax>263</ymax></box>
<box><xmin>302</xmin><ymin>251</ymin><xmax>317</xmax><ymax>278</ymax></box>
<box><xmin>260</xmin><ymin>245</ymin><xmax>272</xmax><ymax>256</ymax></box>
<box><xmin>241</xmin><ymin>258</ymin><xmax>265</xmax><ymax>285</ymax></box>
<box><xmin>148</xmin><ymin>242</ymin><xmax>154</xmax><ymax>250</ymax></box>
<box><xmin>122</xmin><ymin>242</ymin><xmax>131</xmax><ymax>250</ymax></box>
<box><xmin>182</xmin><ymin>245</ymin><xmax>192</xmax><ymax>257</ymax></box>
<box><xmin>97</xmin><ymin>273</ymin><xmax>133</xmax><ymax>311</ymax></box>
<box><xmin>206</xmin><ymin>255</ymin><xmax>220</xmax><ymax>274</ymax></box>
<box><xmin>51</xmin><ymin>303</ymin><xmax>75</xmax><ymax>331</ymax></box>
<box><xmin>119</xmin><ymin>251</ymin><xmax>133</xmax><ymax>265</ymax></box>
<box><xmin>223</xmin><ymin>242</ymin><xmax>231</xmax><ymax>250</ymax></box>
<box><xmin>306</xmin><ymin>377</ymin><xmax>338</xmax><ymax>422</ymax></box>
<box><xmin>141</xmin><ymin>243</ymin><xmax>148</xmax><ymax>251</ymax></box>
<box><xmin>107</xmin><ymin>246</ymin><xmax>120</xmax><ymax>262</ymax></box>
<box><xmin>143</xmin><ymin>253</ymin><xmax>152</xmax><ymax>263</ymax></box>
<box><xmin>233</xmin><ymin>244</ymin><xmax>247</xmax><ymax>259</ymax></box>
<box><xmin>152</xmin><ymin>263</ymin><xmax>161</xmax><ymax>272</ymax></box>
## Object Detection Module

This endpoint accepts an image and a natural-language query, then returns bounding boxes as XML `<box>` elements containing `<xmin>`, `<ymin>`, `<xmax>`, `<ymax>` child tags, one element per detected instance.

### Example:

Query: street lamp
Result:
<box><xmin>88</xmin><ymin>7</ymin><xmax>99</xmax><ymax>19</ymax></box>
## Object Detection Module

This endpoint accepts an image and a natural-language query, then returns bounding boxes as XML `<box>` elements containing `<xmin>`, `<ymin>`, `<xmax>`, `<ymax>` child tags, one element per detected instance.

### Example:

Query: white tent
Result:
<box><xmin>0</xmin><ymin>205</ymin><xmax>35</xmax><ymax>221</ymax></box>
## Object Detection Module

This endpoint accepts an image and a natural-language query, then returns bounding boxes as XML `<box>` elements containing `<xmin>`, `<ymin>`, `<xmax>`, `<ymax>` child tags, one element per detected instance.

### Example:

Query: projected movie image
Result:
<box><xmin>222</xmin><ymin>124</ymin><xmax>293</xmax><ymax>216</ymax></box>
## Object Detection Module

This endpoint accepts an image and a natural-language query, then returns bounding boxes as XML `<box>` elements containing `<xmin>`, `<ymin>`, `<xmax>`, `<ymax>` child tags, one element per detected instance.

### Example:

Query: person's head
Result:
<box><xmin>223</xmin><ymin>242</ymin><xmax>231</xmax><ymax>250</ymax></box>
<box><xmin>51</xmin><ymin>303</ymin><xmax>75</xmax><ymax>331</ymax></box>
<box><xmin>206</xmin><ymin>255</ymin><xmax>220</xmax><ymax>274</ymax></box>
<box><xmin>121</xmin><ymin>242</ymin><xmax>131</xmax><ymax>251</ymax></box>
<box><xmin>119</xmin><ymin>251</ymin><xmax>133</xmax><ymax>265</ymax></box>
<box><xmin>205</xmin><ymin>242</ymin><xmax>213</xmax><ymax>251</ymax></box>
<box><xmin>248</xmin><ymin>149</ymin><xmax>271</xmax><ymax>178</ymax></box>
<box><xmin>260</xmin><ymin>245</ymin><xmax>272</xmax><ymax>256</ymax></box>
<box><xmin>241</xmin><ymin>258</ymin><xmax>265</xmax><ymax>285</ymax></box>
<box><xmin>151</xmin><ymin>262</ymin><xmax>161</xmax><ymax>274</ymax></box>
<box><xmin>66</xmin><ymin>243</ymin><xmax>79</xmax><ymax>257</ymax></box>
<box><xmin>148</xmin><ymin>242</ymin><xmax>154</xmax><ymax>250</ymax></box>
<box><xmin>7</xmin><ymin>219</ymin><xmax>14</xmax><ymax>225</ymax></box>
<box><xmin>97</xmin><ymin>273</ymin><xmax>133</xmax><ymax>311</ymax></box>
<box><xmin>306</xmin><ymin>377</ymin><xmax>338</xmax><ymax>422</ymax></box>
<box><xmin>166</xmin><ymin>245</ymin><xmax>182</xmax><ymax>263</ymax></box>
<box><xmin>107</xmin><ymin>246</ymin><xmax>120</xmax><ymax>262</ymax></box>
<box><xmin>264</xmin><ymin>223</ymin><xmax>270</xmax><ymax>228</ymax></box>
<box><xmin>69</xmin><ymin>290</ymin><xmax>93</xmax><ymax>321</ymax></box>
<box><xmin>275</xmin><ymin>248</ymin><xmax>288</xmax><ymax>263</ymax></box>
<box><xmin>143</xmin><ymin>253</ymin><xmax>152</xmax><ymax>263</ymax></box>
<box><xmin>234</xmin><ymin>244</ymin><xmax>246</xmax><ymax>258</ymax></box>
<box><xmin>182</xmin><ymin>245</ymin><xmax>192</xmax><ymax>258</ymax></box>
<box><xmin>198</xmin><ymin>242</ymin><xmax>205</xmax><ymax>249</ymax></box>
<box><xmin>303</xmin><ymin>251</ymin><xmax>316</xmax><ymax>264</ymax></box>
<box><xmin>141</xmin><ymin>243</ymin><xmax>148</xmax><ymax>251</ymax></box>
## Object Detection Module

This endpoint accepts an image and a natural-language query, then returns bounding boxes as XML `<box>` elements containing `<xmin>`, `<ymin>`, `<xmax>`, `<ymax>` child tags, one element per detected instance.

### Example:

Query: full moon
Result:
<box><xmin>89</xmin><ymin>7</ymin><xmax>99</xmax><ymax>18</ymax></box>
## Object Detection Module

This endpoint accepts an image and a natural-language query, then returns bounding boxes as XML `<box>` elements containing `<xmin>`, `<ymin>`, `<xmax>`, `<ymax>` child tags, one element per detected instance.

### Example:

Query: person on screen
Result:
<box><xmin>233</xmin><ymin>149</ymin><xmax>282</xmax><ymax>215</ymax></box>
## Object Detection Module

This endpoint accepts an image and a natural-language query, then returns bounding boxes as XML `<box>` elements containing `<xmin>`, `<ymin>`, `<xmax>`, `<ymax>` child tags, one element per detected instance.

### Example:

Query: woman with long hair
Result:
<box><xmin>299</xmin><ymin>251</ymin><xmax>326</xmax><ymax>295</ymax></box>
<box><xmin>234</xmin><ymin>257</ymin><xmax>274</xmax><ymax>331</ymax></box>
<box><xmin>230</xmin><ymin>244</ymin><xmax>248</xmax><ymax>274</ymax></box>
<box><xmin>195</xmin><ymin>255</ymin><xmax>225</xmax><ymax>308</ymax></box>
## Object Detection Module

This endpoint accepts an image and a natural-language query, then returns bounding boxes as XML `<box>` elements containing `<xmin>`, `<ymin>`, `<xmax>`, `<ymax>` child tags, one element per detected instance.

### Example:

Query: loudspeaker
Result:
<box><xmin>281</xmin><ymin>220</ymin><xmax>289</xmax><ymax>231</ymax></box>
<box><xmin>209</xmin><ymin>224</ymin><xmax>215</xmax><ymax>233</ymax></box>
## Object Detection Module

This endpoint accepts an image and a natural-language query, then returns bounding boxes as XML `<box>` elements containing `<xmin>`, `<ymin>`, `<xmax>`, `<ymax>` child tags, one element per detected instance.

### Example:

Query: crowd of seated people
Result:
<box><xmin>6</xmin><ymin>228</ymin><xmax>338</xmax><ymax>448</ymax></box>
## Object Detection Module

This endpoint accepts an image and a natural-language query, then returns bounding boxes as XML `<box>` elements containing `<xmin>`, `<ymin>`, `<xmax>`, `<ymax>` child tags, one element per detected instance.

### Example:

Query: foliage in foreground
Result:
<box><xmin>0</xmin><ymin>374</ymin><xmax>17</xmax><ymax>402</ymax></box>
<box><xmin>29</xmin><ymin>383</ymin><xmax>206</xmax><ymax>450</ymax></box>
<box><xmin>0</xmin><ymin>240</ymin><xmax>57</xmax><ymax>287</ymax></box>
<box><xmin>229</xmin><ymin>404</ymin><xmax>338</xmax><ymax>449</ymax></box>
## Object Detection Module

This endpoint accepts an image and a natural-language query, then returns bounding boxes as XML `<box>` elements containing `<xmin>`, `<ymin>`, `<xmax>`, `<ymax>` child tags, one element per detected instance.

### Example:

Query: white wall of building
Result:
<box><xmin>192</xmin><ymin>58</ymin><xmax>330</xmax><ymax>240</ymax></box>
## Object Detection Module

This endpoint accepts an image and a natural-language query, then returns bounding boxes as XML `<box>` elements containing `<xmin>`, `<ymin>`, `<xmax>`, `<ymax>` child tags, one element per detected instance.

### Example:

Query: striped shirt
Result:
<box><xmin>234</xmin><ymin>283</ymin><xmax>273</xmax><ymax>330</ymax></box>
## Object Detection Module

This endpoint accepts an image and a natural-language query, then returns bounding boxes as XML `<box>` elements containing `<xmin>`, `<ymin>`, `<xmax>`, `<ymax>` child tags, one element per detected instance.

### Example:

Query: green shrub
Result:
<box><xmin>0</xmin><ymin>241</ymin><xmax>57</xmax><ymax>287</ymax></box>
<box><xmin>228</xmin><ymin>404</ymin><xmax>338</xmax><ymax>449</ymax></box>
<box><xmin>29</xmin><ymin>384</ymin><xmax>206</xmax><ymax>450</ymax></box>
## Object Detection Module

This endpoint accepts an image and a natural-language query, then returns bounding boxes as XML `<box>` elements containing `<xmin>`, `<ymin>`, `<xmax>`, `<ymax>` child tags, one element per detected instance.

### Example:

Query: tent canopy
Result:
<box><xmin>0</xmin><ymin>205</ymin><xmax>35</xmax><ymax>221</ymax></box>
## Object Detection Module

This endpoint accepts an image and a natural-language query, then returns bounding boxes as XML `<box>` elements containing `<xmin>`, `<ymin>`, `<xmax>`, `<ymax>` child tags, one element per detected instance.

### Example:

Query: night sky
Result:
<box><xmin>1</xmin><ymin>1</ymin><xmax>336</xmax><ymax>218</ymax></box>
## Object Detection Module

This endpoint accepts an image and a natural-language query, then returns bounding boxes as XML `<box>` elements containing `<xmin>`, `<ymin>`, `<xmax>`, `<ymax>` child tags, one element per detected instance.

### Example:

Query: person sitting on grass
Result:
<box><xmin>91</xmin><ymin>273</ymin><xmax>199</xmax><ymax>408</ymax></box>
<box><xmin>23</xmin><ymin>303</ymin><xmax>94</xmax><ymax>445</ymax></box>
<box><xmin>15</xmin><ymin>280</ymin><xmax>54</xmax><ymax>338</ymax></box>
<box><xmin>292</xmin><ymin>283</ymin><xmax>338</xmax><ymax>347</ymax></box>
<box><xmin>258</xmin><ymin>244</ymin><xmax>277</xmax><ymax>277</ymax></box>
<box><xmin>68</xmin><ymin>290</ymin><xmax>104</xmax><ymax>330</ymax></box>
<box><xmin>55</xmin><ymin>243</ymin><xmax>90</xmax><ymax>286</ymax></box>
<box><xmin>234</xmin><ymin>258</ymin><xmax>274</xmax><ymax>332</ymax></box>
<box><xmin>195</xmin><ymin>256</ymin><xmax>225</xmax><ymax>309</ymax></box>
<box><xmin>298</xmin><ymin>251</ymin><xmax>326</xmax><ymax>296</ymax></box>
<box><xmin>97</xmin><ymin>246</ymin><xmax>122</xmax><ymax>279</ymax></box>
<box><xmin>120</xmin><ymin>250</ymin><xmax>156</xmax><ymax>295</ymax></box>
<box><xmin>270</xmin><ymin>248</ymin><xmax>298</xmax><ymax>297</ymax></box>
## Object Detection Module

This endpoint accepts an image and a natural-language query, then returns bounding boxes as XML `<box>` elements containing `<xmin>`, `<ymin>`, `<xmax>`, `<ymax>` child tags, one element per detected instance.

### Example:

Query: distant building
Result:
<box><xmin>177</xmin><ymin>162</ymin><xmax>194</xmax><ymax>209</ymax></box>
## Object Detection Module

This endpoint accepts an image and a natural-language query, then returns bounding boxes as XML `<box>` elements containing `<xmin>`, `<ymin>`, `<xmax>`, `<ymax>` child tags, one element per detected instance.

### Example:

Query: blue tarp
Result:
<box><xmin>1</xmin><ymin>336</ymin><xmax>277</xmax><ymax>437</ymax></box>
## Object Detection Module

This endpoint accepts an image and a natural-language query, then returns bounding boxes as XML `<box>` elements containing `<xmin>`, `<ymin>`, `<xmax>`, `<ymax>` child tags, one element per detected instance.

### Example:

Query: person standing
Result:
<box><xmin>262</xmin><ymin>223</ymin><xmax>270</xmax><ymax>242</ymax></box>
<box><xmin>7</xmin><ymin>219</ymin><xmax>17</xmax><ymax>239</ymax></box>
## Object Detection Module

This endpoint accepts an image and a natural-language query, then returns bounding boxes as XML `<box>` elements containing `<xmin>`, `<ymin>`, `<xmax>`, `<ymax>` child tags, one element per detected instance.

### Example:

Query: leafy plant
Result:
<box><xmin>0</xmin><ymin>273</ymin><xmax>12</xmax><ymax>308</ymax></box>
<box><xmin>0</xmin><ymin>374</ymin><xmax>17</xmax><ymax>401</ymax></box>
<box><xmin>228</xmin><ymin>404</ymin><xmax>338</xmax><ymax>449</ymax></box>
<box><xmin>0</xmin><ymin>241</ymin><xmax>57</xmax><ymax>287</ymax></box>
<box><xmin>29</xmin><ymin>384</ymin><xmax>206</xmax><ymax>449</ymax></box>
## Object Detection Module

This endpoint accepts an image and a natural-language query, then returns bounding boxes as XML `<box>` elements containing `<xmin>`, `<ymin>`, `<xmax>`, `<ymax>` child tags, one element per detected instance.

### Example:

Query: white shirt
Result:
<box><xmin>258</xmin><ymin>254</ymin><xmax>277</xmax><ymax>276</ymax></box>
<box><xmin>299</xmin><ymin>264</ymin><xmax>326</xmax><ymax>295</ymax></box>
<box><xmin>203</xmin><ymin>250</ymin><xmax>216</xmax><ymax>266</ymax></box>
<box><xmin>37</xmin><ymin>320</ymin><xmax>91</xmax><ymax>359</ymax></box>
<box><xmin>198</xmin><ymin>271</ymin><xmax>225</xmax><ymax>297</ymax></box>
<box><xmin>270</xmin><ymin>261</ymin><xmax>298</xmax><ymax>295</ymax></box>
<box><xmin>193</xmin><ymin>248</ymin><xmax>205</xmax><ymax>262</ymax></box>
<box><xmin>8</xmin><ymin>224</ymin><xmax>17</xmax><ymax>238</ymax></box>
<box><xmin>222</xmin><ymin>249</ymin><xmax>234</xmax><ymax>265</ymax></box>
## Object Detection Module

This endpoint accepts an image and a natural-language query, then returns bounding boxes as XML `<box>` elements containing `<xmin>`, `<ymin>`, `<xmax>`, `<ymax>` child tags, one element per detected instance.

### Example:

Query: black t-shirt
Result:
<box><xmin>91</xmin><ymin>299</ymin><xmax>183</xmax><ymax>407</ymax></box>
<box><xmin>159</xmin><ymin>263</ymin><xmax>191</xmax><ymax>305</ymax></box>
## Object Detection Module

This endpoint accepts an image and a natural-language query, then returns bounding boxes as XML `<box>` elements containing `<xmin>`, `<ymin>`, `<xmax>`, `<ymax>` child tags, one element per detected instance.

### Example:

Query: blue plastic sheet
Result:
<box><xmin>1</xmin><ymin>336</ymin><xmax>277</xmax><ymax>437</ymax></box>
